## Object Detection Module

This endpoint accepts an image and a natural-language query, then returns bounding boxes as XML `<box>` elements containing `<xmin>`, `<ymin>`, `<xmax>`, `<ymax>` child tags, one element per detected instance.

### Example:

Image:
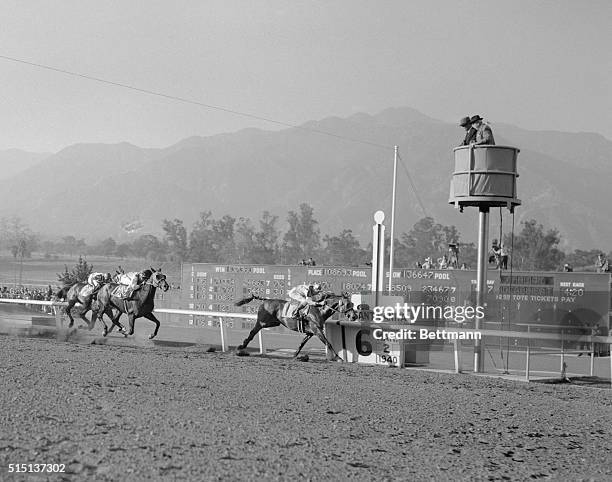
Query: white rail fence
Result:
<box><xmin>1</xmin><ymin>298</ymin><xmax>611</xmax><ymax>382</ymax></box>
<box><xmin>0</xmin><ymin>298</ymin><xmax>263</xmax><ymax>353</ymax></box>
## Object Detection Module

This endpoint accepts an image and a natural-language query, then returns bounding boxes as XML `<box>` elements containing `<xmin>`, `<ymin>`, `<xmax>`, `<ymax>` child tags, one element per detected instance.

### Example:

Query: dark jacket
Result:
<box><xmin>462</xmin><ymin>128</ymin><xmax>477</xmax><ymax>146</ymax></box>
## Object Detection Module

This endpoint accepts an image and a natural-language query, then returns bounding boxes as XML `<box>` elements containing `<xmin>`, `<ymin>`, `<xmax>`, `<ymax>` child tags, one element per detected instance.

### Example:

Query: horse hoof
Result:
<box><xmin>297</xmin><ymin>355</ymin><xmax>309</xmax><ymax>362</ymax></box>
<box><xmin>148</xmin><ymin>334</ymin><xmax>156</xmax><ymax>340</ymax></box>
<box><xmin>235</xmin><ymin>349</ymin><xmax>250</xmax><ymax>357</ymax></box>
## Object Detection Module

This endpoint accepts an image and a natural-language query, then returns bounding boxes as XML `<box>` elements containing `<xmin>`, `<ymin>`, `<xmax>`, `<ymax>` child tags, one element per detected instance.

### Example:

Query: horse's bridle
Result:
<box><xmin>321</xmin><ymin>296</ymin><xmax>354</xmax><ymax>317</ymax></box>
<box><xmin>144</xmin><ymin>274</ymin><xmax>167</xmax><ymax>289</ymax></box>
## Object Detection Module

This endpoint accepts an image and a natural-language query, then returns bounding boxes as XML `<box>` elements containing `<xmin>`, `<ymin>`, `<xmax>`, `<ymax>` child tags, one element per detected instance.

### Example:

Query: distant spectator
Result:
<box><xmin>448</xmin><ymin>243</ymin><xmax>459</xmax><ymax>269</ymax></box>
<box><xmin>490</xmin><ymin>240</ymin><xmax>501</xmax><ymax>268</ymax></box>
<box><xmin>414</xmin><ymin>261</ymin><xmax>422</xmax><ymax>269</ymax></box>
<box><xmin>563</xmin><ymin>263</ymin><xmax>573</xmax><ymax>272</ymax></box>
<box><xmin>437</xmin><ymin>254</ymin><xmax>448</xmax><ymax>270</ymax></box>
<box><xmin>499</xmin><ymin>244</ymin><xmax>509</xmax><ymax>270</ymax></box>
<box><xmin>460</xmin><ymin>263</ymin><xmax>468</xmax><ymax>270</ymax></box>
<box><xmin>596</xmin><ymin>253</ymin><xmax>609</xmax><ymax>273</ymax></box>
<box><xmin>306</xmin><ymin>257</ymin><xmax>316</xmax><ymax>266</ymax></box>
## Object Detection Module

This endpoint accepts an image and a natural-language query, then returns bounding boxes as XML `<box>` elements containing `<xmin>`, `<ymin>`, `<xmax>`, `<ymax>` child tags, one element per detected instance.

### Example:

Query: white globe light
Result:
<box><xmin>374</xmin><ymin>210</ymin><xmax>385</xmax><ymax>224</ymax></box>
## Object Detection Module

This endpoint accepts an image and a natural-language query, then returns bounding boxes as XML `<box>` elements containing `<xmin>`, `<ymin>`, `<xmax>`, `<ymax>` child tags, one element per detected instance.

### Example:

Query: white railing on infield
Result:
<box><xmin>0</xmin><ymin>298</ymin><xmax>263</xmax><ymax>354</ymax></box>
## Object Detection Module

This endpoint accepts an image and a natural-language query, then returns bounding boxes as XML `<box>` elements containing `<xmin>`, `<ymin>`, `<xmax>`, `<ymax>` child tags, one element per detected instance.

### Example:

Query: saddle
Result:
<box><xmin>281</xmin><ymin>302</ymin><xmax>312</xmax><ymax>333</ymax></box>
<box><xmin>111</xmin><ymin>285</ymin><xmax>131</xmax><ymax>299</ymax></box>
<box><xmin>282</xmin><ymin>301</ymin><xmax>300</xmax><ymax>319</ymax></box>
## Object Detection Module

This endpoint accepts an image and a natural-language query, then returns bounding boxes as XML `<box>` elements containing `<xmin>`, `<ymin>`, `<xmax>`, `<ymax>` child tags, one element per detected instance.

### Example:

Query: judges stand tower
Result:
<box><xmin>449</xmin><ymin>145</ymin><xmax>521</xmax><ymax>372</ymax></box>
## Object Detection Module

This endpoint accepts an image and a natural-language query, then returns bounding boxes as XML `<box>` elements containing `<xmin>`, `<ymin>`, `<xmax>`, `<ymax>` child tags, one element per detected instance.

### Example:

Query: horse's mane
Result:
<box><xmin>317</xmin><ymin>291</ymin><xmax>348</xmax><ymax>302</ymax></box>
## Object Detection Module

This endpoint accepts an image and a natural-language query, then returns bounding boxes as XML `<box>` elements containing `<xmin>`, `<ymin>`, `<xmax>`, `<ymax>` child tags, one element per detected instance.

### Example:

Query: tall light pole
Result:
<box><xmin>388</xmin><ymin>146</ymin><xmax>398</xmax><ymax>293</ymax></box>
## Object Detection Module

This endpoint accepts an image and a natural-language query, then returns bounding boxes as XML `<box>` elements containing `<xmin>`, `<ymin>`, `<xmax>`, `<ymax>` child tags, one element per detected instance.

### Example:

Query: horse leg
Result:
<box><xmin>127</xmin><ymin>313</ymin><xmax>136</xmax><ymax>336</ymax></box>
<box><xmin>237</xmin><ymin>321</ymin><xmax>263</xmax><ymax>352</ymax></box>
<box><xmin>78</xmin><ymin>310</ymin><xmax>90</xmax><ymax>329</ymax></box>
<box><xmin>142</xmin><ymin>312</ymin><xmax>161</xmax><ymax>339</ymax></box>
<box><xmin>88</xmin><ymin>308</ymin><xmax>97</xmax><ymax>331</ymax></box>
<box><xmin>93</xmin><ymin>307</ymin><xmax>111</xmax><ymax>336</ymax></box>
<box><xmin>311</xmin><ymin>323</ymin><xmax>343</xmax><ymax>362</ymax></box>
<box><xmin>64</xmin><ymin>300</ymin><xmax>77</xmax><ymax>328</ymax></box>
<box><xmin>293</xmin><ymin>333</ymin><xmax>313</xmax><ymax>358</ymax></box>
<box><xmin>108</xmin><ymin>308</ymin><xmax>125</xmax><ymax>335</ymax></box>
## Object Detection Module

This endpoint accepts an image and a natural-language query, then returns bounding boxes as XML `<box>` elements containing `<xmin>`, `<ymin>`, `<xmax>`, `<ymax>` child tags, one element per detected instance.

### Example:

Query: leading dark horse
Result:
<box><xmin>93</xmin><ymin>270</ymin><xmax>170</xmax><ymax>339</ymax></box>
<box><xmin>234</xmin><ymin>291</ymin><xmax>357</xmax><ymax>360</ymax></box>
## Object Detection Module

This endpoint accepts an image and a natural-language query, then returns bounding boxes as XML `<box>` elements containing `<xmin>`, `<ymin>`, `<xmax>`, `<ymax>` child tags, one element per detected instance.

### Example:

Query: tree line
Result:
<box><xmin>0</xmin><ymin>207</ymin><xmax>609</xmax><ymax>272</ymax></box>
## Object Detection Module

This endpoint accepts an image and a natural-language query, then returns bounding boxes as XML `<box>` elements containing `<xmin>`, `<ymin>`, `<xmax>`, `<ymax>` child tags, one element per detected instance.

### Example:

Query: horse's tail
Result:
<box><xmin>54</xmin><ymin>285</ymin><xmax>71</xmax><ymax>301</ymax></box>
<box><xmin>234</xmin><ymin>293</ymin><xmax>267</xmax><ymax>306</ymax></box>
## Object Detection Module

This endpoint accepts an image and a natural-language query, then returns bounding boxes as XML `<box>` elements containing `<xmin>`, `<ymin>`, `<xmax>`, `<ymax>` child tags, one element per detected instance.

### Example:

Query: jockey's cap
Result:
<box><xmin>312</xmin><ymin>283</ymin><xmax>322</xmax><ymax>292</ymax></box>
<box><xmin>141</xmin><ymin>269</ymin><xmax>153</xmax><ymax>278</ymax></box>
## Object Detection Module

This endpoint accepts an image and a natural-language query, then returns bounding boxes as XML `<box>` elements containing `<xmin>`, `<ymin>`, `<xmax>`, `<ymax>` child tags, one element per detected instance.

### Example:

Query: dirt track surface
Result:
<box><xmin>1</xmin><ymin>334</ymin><xmax>611</xmax><ymax>481</ymax></box>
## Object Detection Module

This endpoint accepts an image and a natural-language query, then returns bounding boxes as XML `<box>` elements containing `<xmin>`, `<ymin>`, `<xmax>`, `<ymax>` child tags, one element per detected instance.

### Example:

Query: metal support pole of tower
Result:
<box><xmin>475</xmin><ymin>206</ymin><xmax>489</xmax><ymax>373</ymax></box>
<box><xmin>388</xmin><ymin>146</ymin><xmax>398</xmax><ymax>293</ymax></box>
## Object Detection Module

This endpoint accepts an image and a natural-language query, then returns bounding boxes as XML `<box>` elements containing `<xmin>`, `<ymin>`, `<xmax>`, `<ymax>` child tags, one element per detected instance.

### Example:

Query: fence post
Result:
<box><xmin>590</xmin><ymin>341</ymin><xmax>595</xmax><ymax>377</ymax></box>
<box><xmin>560</xmin><ymin>332</ymin><xmax>565</xmax><ymax>376</ymax></box>
<box><xmin>219</xmin><ymin>317</ymin><xmax>227</xmax><ymax>352</ymax></box>
<box><xmin>453</xmin><ymin>339</ymin><xmax>461</xmax><ymax>373</ymax></box>
<box><xmin>525</xmin><ymin>341</ymin><xmax>530</xmax><ymax>382</ymax></box>
<box><xmin>258</xmin><ymin>330</ymin><xmax>266</xmax><ymax>355</ymax></box>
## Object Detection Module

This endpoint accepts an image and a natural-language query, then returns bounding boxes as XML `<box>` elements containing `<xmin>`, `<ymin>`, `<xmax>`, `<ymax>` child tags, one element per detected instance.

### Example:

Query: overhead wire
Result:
<box><xmin>1</xmin><ymin>54</ymin><xmax>430</xmax><ymax>239</ymax></box>
<box><xmin>397</xmin><ymin>151</ymin><xmax>428</xmax><ymax>218</ymax></box>
<box><xmin>0</xmin><ymin>54</ymin><xmax>392</xmax><ymax>151</ymax></box>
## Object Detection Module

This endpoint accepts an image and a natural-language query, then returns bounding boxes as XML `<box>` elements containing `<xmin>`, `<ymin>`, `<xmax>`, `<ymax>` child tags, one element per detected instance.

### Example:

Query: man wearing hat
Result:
<box><xmin>470</xmin><ymin>115</ymin><xmax>495</xmax><ymax>145</ymax></box>
<box><xmin>459</xmin><ymin>116</ymin><xmax>476</xmax><ymax>146</ymax></box>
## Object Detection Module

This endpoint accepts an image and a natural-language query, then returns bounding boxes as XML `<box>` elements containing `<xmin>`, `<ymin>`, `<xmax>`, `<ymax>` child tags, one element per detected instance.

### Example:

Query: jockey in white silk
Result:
<box><xmin>117</xmin><ymin>269</ymin><xmax>153</xmax><ymax>299</ymax></box>
<box><xmin>87</xmin><ymin>272</ymin><xmax>106</xmax><ymax>290</ymax></box>
<box><xmin>287</xmin><ymin>282</ymin><xmax>322</xmax><ymax>319</ymax></box>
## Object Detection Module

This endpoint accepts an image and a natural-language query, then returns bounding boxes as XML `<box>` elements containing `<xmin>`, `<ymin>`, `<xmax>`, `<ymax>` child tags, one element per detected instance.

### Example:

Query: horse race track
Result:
<box><xmin>1</xmin><ymin>334</ymin><xmax>611</xmax><ymax>481</ymax></box>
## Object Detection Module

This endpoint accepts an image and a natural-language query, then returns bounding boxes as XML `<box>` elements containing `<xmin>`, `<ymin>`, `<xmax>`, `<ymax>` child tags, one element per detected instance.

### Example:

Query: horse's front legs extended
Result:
<box><xmin>293</xmin><ymin>333</ymin><xmax>313</xmax><ymax>358</ymax></box>
<box><xmin>311</xmin><ymin>324</ymin><xmax>343</xmax><ymax>362</ymax></box>
<box><xmin>142</xmin><ymin>312</ymin><xmax>161</xmax><ymax>339</ymax></box>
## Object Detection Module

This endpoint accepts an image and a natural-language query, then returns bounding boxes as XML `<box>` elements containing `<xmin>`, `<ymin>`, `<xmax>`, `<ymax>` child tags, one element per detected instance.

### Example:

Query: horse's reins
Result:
<box><xmin>319</xmin><ymin>298</ymin><xmax>353</xmax><ymax>316</ymax></box>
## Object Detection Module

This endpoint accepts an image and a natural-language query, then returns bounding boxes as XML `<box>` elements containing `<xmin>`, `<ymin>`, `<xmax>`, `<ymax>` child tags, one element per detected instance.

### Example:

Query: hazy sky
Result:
<box><xmin>1</xmin><ymin>0</ymin><xmax>610</xmax><ymax>152</ymax></box>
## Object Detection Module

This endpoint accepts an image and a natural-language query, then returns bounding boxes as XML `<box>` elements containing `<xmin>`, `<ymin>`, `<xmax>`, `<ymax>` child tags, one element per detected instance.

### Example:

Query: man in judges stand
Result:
<box><xmin>469</xmin><ymin>114</ymin><xmax>495</xmax><ymax>145</ymax></box>
<box><xmin>459</xmin><ymin>116</ymin><xmax>476</xmax><ymax>145</ymax></box>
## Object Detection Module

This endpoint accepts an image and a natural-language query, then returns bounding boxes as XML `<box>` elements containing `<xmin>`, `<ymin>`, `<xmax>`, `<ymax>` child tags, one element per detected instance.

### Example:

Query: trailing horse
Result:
<box><xmin>234</xmin><ymin>291</ymin><xmax>357</xmax><ymax>360</ymax></box>
<box><xmin>57</xmin><ymin>282</ymin><xmax>102</xmax><ymax>330</ymax></box>
<box><xmin>93</xmin><ymin>269</ymin><xmax>169</xmax><ymax>339</ymax></box>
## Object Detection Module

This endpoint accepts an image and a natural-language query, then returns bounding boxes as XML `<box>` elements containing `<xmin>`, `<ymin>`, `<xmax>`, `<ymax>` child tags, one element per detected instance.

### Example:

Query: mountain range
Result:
<box><xmin>1</xmin><ymin>107</ymin><xmax>611</xmax><ymax>251</ymax></box>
